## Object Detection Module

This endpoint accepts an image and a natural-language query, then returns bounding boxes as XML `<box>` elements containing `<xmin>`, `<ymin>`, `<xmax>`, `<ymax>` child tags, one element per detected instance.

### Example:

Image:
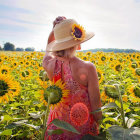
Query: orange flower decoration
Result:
<box><xmin>70</xmin><ymin>103</ymin><xmax>89</xmax><ymax>126</ymax></box>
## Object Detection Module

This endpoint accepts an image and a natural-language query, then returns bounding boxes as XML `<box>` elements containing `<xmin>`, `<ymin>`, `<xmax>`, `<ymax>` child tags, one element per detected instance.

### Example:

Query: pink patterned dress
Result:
<box><xmin>45</xmin><ymin>58</ymin><xmax>99</xmax><ymax>140</ymax></box>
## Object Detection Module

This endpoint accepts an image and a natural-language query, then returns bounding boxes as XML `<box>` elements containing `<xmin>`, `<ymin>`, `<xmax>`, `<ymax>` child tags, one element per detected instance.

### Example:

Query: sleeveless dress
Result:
<box><xmin>45</xmin><ymin>58</ymin><xmax>99</xmax><ymax>140</ymax></box>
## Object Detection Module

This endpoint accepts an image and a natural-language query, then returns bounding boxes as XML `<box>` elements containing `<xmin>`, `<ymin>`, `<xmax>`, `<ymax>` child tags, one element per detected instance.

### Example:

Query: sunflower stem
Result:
<box><xmin>41</xmin><ymin>96</ymin><xmax>51</xmax><ymax>140</ymax></box>
<box><xmin>114</xmin><ymin>84</ymin><xmax>127</xmax><ymax>128</ymax></box>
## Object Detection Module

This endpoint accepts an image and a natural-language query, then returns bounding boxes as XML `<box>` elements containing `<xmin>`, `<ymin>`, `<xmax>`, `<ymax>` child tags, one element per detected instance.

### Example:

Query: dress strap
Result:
<box><xmin>53</xmin><ymin>58</ymin><xmax>63</xmax><ymax>82</ymax></box>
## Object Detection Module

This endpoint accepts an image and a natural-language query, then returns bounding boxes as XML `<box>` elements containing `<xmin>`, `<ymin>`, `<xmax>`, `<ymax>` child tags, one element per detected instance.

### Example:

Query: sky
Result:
<box><xmin>0</xmin><ymin>0</ymin><xmax>140</xmax><ymax>51</ymax></box>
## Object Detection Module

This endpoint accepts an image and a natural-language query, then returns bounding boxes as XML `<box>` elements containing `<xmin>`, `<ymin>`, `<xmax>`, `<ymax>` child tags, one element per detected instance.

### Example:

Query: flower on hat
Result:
<box><xmin>71</xmin><ymin>24</ymin><xmax>85</xmax><ymax>41</ymax></box>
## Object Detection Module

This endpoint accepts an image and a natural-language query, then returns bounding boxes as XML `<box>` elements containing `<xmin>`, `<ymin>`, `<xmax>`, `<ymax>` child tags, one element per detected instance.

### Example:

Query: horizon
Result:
<box><xmin>0</xmin><ymin>0</ymin><xmax>140</xmax><ymax>51</ymax></box>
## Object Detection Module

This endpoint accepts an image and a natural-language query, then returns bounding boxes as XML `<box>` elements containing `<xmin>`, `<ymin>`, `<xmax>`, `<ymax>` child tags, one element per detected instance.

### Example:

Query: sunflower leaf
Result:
<box><xmin>91</xmin><ymin>102</ymin><xmax>118</xmax><ymax>114</ymax></box>
<box><xmin>51</xmin><ymin>119</ymin><xmax>80</xmax><ymax>134</ymax></box>
<box><xmin>29</xmin><ymin>112</ymin><xmax>44</xmax><ymax>119</ymax></box>
<box><xmin>0</xmin><ymin>129</ymin><xmax>12</xmax><ymax>136</ymax></box>
<box><xmin>107</xmin><ymin>125</ymin><xmax>140</xmax><ymax>140</ymax></box>
<box><xmin>47</xmin><ymin>129</ymin><xmax>64</xmax><ymax>136</ymax></box>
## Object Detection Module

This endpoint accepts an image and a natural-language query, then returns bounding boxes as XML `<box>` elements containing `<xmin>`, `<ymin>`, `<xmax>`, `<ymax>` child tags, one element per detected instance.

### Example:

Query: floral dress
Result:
<box><xmin>45</xmin><ymin>58</ymin><xmax>99</xmax><ymax>140</ymax></box>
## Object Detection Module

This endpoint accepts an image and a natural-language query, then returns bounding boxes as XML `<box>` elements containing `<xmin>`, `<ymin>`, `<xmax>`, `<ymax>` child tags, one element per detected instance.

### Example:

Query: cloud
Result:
<box><xmin>0</xmin><ymin>0</ymin><xmax>140</xmax><ymax>51</ymax></box>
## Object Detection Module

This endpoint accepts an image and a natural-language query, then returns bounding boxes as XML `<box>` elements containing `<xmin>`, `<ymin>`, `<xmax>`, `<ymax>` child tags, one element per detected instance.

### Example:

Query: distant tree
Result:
<box><xmin>0</xmin><ymin>45</ymin><xmax>2</xmax><ymax>51</ymax></box>
<box><xmin>16</xmin><ymin>48</ymin><xmax>24</xmax><ymax>51</ymax></box>
<box><xmin>25</xmin><ymin>47</ymin><xmax>35</xmax><ymax>51</ymax></box>
<box><xmin>4</xmin><ymin>42</ymin><xmax>15</xmax><ymax>51</ymax></box>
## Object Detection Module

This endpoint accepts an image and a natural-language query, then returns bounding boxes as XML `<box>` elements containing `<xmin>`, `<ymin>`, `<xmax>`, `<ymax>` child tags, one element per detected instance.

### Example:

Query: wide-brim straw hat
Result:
<box><xmin>46</xmin><ymin>19</ymin><xmax>95</xmax><ymax>52</ymax></box>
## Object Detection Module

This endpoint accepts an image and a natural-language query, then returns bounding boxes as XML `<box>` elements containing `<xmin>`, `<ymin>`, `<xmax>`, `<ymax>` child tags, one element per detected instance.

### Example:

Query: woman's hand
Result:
<box><xmin>53</xmin><ymin>16</ymin><xmax>66</xmax><ymax>28</ymax></box>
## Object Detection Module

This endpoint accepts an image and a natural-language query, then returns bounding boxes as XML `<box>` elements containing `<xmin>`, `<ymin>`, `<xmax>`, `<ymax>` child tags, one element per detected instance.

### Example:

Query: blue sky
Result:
<box><xmin>0</xmin><ymin>0</ymin><xmax>140</xmax><ymax>51</ymax></box>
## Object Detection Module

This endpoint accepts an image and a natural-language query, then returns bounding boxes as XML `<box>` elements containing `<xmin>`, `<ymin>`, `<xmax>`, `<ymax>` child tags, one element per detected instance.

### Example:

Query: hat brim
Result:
<box><xmin>46</xmin><ymin>32</ymin><xmax>95</xmax><ymax>52</ymax></box>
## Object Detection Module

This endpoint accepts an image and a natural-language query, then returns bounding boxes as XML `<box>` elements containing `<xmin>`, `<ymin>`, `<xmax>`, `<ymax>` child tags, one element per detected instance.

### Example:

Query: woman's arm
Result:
<box><xmin>42</xmin><ymin>31</ymin><xmax>54</xmax><ymax>70</ymax></box>
<box><xmin>87</xmin><ymin>63</ymin><xmax>102</xmax><ymax>124</ymax></box>
<box><xmin>43</xmin><ymin>16</ymin><xmax>66</xmax><ymax>71</ymax></box>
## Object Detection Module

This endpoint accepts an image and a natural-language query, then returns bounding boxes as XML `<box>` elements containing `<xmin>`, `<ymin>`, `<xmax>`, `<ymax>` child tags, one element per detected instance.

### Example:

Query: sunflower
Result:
<box><xmin>24</xmin><ymin>60</ymin><xmax>31</xmax><ymax>67</ymax></box>
<box><xmin>40</xmin><ymin>79</ymin><xmax>69</xmax><ymax>109</ymax></box>
<box><xmin>82</xmin><ymin>56</ymin><xmax>89</xmax><ymax>61</ymax></box>
<box><xmin>112</xmin><ymin>62</ymin><xmax>124</xmax><ymax>73</ymax></box>
<box><xmin>37</xmin><ymin>69</ymin><xmax>50</xmax><ymax>85</ymax></box>
<box><xmin>86</xmin><ymin>51</ymin><xmax>92</xmax><ymax>57</ymax></box>
<box><xmin>0</xmin><ymin>57</ymin><xmax>4</xmax><ymax>64</ymax></box>
<box><xmin>76</xmin><ymin>52</ymin><xmax>83</xmax><ymax>58</ymax></box>
<box><xmin>0</xmin><ymin>65</ymin><xmax>11</xmax><ymax>75</ymax></box>
<box><xmin>20</xmin><ymin>69</ymin><xmax>32</xmax><ymax>80</ymax></box>
<box><xmin>127</xmin><ymin>84</ymin><xmax>140</xmax><ymax>103</ymax></box>
<box><xmin>109</xmin><ymin>62</ymin><xmax>115</xmax><ymax>69</ymax></box>
<box><xmin>19</xmin><ymin>60</ymin><xmax>25</xmax><ymax>66</ymax></box>
<box><xmin>98</xmin><ymin>54</ymin><xmax>108</xmax><ymax>64</ymax></box>
<box><xmin>0</xmin><ymin>74</ymin><xmax>20</xmax><ymax>103</ymax></box>
<box><xmin>102</xmin><ymin>82</ymin><xmax>125</xmax><ymax>103</ymax></box>
<box><xmin>11</xmin><ymin>61</ymin><xmax>19</xmax><ymax>69</ymax></box>
<box><xmin>108</xmin><ymin>56</ymin><xmax>114</xmax><ymax>62</ymax></box>
<box><xmin>122</xmin><ymin>93</ymin><xmax>128</xmax><ymax>102</ymax></box>
<box><xmin>129</xmin><ymin>61</ymin><xmax>138</xmax><ymax>70</ymax></box>
<box><xmin>71</xmin><ymin>24</ymin><xmax>85</xmax><ymax>41</ymax></box>
<box><xmin>96</xmin><ymin>68</ymin><xmax>104</xmax><ymax>84</ymax></box>
<box><xmin>104</xmin><ymin>85</ymin><xmax>119</xmax><ymax>99</ymax></box>
<box><xmin>132</xmin><ymin>68</ymin><xmax>140</xmax><ymax>80</ymax></box>
<box><xmin>135</xmin><ymin>54</ymin><xmax>140</xmax><ymax>60</ymax></box>
<box><xmin>90</xmin><ymin>57</ymin><xmax>96</xmax><ymax>64</ymax></box>
<box><xmin>25</xmin><ymin>55</ymin><xmax>32</xmax><ymax>60</ymax></box>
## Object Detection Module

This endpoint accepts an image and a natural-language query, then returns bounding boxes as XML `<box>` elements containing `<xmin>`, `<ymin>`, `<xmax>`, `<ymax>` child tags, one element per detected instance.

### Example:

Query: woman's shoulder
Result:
<box><xmin>74</xmin><ymin>57</ymin><xmax>96</xmax><ymax>68</ymax></box>
<box><xmin>42</xmin><ymin>54</ymin><xmax>56</xmax><ymax>70</ymax></box>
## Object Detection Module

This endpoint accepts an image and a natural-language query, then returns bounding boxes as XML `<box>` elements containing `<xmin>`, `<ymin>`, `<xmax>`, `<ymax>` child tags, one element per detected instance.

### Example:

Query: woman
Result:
<box><xmin>43</xmin><ymin>16</ymin><xmax>102</xmax><ymax>140</ymax></box>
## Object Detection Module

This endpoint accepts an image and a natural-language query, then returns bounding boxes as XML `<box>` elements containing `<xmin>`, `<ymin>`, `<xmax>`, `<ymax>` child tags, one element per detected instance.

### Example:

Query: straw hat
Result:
<box><xmin>46</xmin><ymin>19</ymin><xmax>95</xmax><ymax>52</ymax></box>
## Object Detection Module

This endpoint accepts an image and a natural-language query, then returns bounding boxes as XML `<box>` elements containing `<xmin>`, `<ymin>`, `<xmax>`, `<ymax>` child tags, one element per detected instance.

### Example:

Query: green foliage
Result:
<box><xmin>16</xmin><ymin>48</ymin><xmax>24</xmax><ymax>51</ymax></box>
<box><xmin>25</xmin><ymin>47</ymin><xmax>35</xmax><ymax>51</ymax></box>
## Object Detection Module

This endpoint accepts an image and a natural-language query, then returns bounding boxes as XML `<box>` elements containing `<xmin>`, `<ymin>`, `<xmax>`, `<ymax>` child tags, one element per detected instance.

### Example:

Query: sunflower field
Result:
<box><xmin>0</xmin><ymin>51</ymin><xmax>140</xmax><ymax>140</ymax></box>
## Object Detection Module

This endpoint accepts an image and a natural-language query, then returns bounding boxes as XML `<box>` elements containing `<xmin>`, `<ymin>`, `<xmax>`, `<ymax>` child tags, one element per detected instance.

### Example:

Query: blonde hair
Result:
<box><xmin>51</xmin><ymin>45</ymin><xmax>77</xmax><ymax>58</ymax></box>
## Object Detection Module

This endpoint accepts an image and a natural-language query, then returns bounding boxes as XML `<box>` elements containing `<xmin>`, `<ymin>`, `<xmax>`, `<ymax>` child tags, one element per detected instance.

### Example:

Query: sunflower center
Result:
<box><xmin>0</xmin><ymin>80</ymin><xmax>9</xmax><ymax>96</ymax></box>
<box><xmin>101</xmin><ymin>56</ymin><xmax>106</xmax><ymax>61</ymax></box>
<box><xmin>22</xmin><ymin>70</ymin><xmax>29</xmax><ymax>77</ymax></box>
<box><xmin>83</xmin><ymin>56</ymin><xmax>87</xmax><ymax>60</ymax></box>
<box><xmin>97</xmin><ymin>72</ymin><xmax>101</xmax><ymax>81</ymax></box>
<box><xmin>131</xmin><ymin>62</ymin><xmax>138</xmax><ymax>68</ymax></box>
<box><xmin>26</xmin><ymin>62</ymin><xmax>29</xmax><ymax>65</ymax></box>
<box><xmin>44</xmin><ymin>85</ymin><xmax>62</xmax><ymax>105</ymax></box>
<box><xmin>74</xmin><ymin>27</ymin><xmax>82</xmax><ymax>38</ymax></box>
<box><xmin>135</xmin><ymin>68</ymin><xmax>140</xmax><ymax>76</ymax></box>
<box><xmin>115</xmin><ymin>64</ymin><xmax>122</xmax><ymax>71</ymax></box>
<box><xmin>2</xmin><ymin>69</ymin><xmax>8</xmax><ymax>74</ymax></box>
<box><xmin>134</xmin><ymin>85</ymin><xmax>140</xmax><ymax>98</ymax></box>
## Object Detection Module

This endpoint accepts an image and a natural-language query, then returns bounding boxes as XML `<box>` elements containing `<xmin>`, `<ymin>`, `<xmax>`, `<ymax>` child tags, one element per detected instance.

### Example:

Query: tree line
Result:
<box><xmin>0</xmin><ymin>42</ymin><xmax>35</xmax><ymax>51</ymax></box>
<box><xmin>0</xmin><ymin>42</ymin><xmax>139</xmax><ymax>53</ymax></box>
<box><xmin>82</xmin><ymin>48</ymin><xmax>140</xmax><ymax>53</ymax></box>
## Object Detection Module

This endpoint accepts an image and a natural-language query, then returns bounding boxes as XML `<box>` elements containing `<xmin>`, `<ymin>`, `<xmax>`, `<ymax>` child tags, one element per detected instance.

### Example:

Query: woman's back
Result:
<box><xmin>44</xmin><ymin>56</ymin><xmax>91</xmax><ymax>88</ymax></box>
<box><xmin>44</xmin><ymin>56</ymin><xmax>99</xmax><ymax>140</ymax></box>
